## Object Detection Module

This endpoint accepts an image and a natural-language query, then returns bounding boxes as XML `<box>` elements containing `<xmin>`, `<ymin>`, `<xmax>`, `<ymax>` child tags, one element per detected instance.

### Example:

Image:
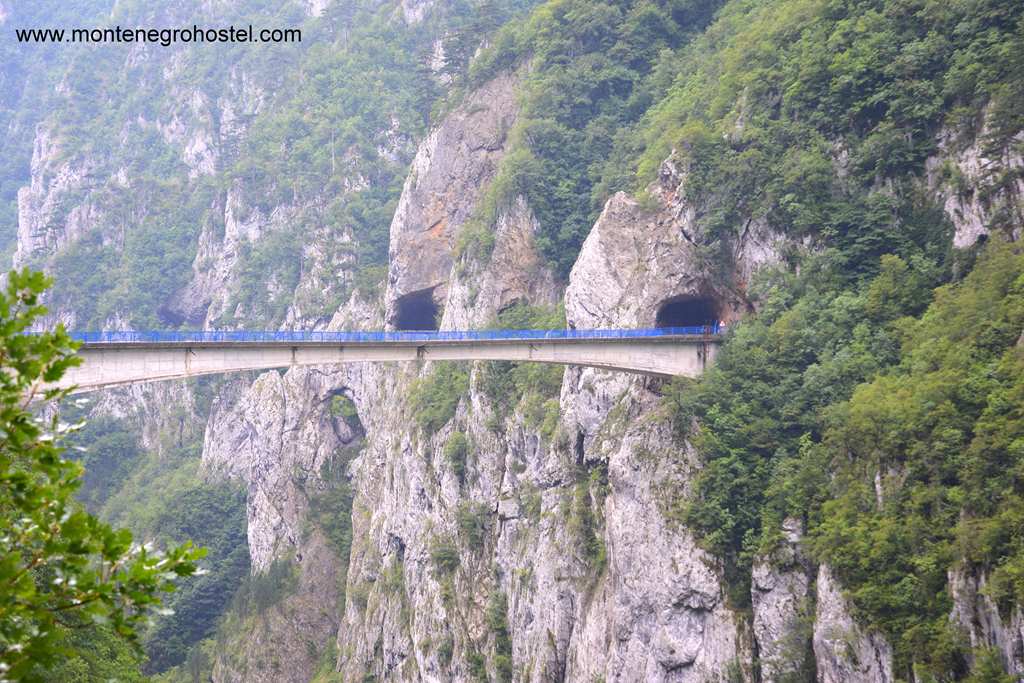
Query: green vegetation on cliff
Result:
<box><xmin>466</xmin><ymin>0</ymin><xmax>1021</xmax><ymax>283</ymax></box>
<box><xmin>410</xmin><ymin>361</ymin><xmax>471</xmax><ymax>434</ymax></box>
<box><xmin>58</xmin><ymin>404</ymin><xmax>251</xmax><ymax>676</ymax></box>
<box><xmin>547</xmin><ymin>0</ymin><xmax>1024</xmax><ymax>677</ymax></box>
<box><xmin>467</xmin><ymin>0</ymin><xmax>725</xmax><ymax>276</ymax></box>
<box><xmin>812</xmin><ymin>242</ymin><xmax>1024</xmax><ymax>675</ymax></box>
<box><xmin>478</xmin><ymin>302</ymin><xmax>565</xmax><ymax>432</ymax></box>
<box><xmin>671</xmin><ymin>240</ymin><xmax>1023</xmax><ymax>676</ymax></box>
<box><xmin>647</xmin><ymin>0</ymin><xmax>1023</xmax><ymax>673</ymax></box>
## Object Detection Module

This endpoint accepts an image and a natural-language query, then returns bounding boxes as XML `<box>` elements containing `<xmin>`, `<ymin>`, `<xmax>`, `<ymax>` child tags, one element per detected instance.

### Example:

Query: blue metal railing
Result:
<box><xmin>68</xmin><ymin>325</ymin><xmax>724</xmax><ymax>345</ymax></box>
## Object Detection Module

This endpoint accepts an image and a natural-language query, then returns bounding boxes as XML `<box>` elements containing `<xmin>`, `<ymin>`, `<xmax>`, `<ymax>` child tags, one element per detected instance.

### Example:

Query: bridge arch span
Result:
<box><xmin>53</xmin><ymin>329</ymin><xmax>722</xmax><ymax>394</ymax></box>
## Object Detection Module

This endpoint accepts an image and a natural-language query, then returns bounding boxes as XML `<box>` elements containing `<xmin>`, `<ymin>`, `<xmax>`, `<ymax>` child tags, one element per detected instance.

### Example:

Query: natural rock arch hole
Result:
<box><xmin>655</xmin><ymin>295</ymin><xmax>720</xmax><ymax>328</ymax></box>
<box><xmin>327</xmin><ymin>388</ymin><xmax>363</xmax><ymax>435</ymax></box>
<box><xmin>393</xmin><ymin>287</ymin><xmax>440</xmax><ymax>331</ymax></box>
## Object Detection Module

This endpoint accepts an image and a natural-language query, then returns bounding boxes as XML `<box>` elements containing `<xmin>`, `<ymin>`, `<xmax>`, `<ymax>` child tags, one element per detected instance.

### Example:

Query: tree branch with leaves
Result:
<box><xmin>0</xmin><ymin>268</ymin><xmax>203</xmax><ymax>682</ymax></box>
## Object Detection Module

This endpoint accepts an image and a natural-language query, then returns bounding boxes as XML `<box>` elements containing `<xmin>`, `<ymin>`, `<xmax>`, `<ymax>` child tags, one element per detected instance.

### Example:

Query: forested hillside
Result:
<box><xmin>2</xmin><ymin>0</ymin><xmax>1022</xmax><ymax>680</ymax></box>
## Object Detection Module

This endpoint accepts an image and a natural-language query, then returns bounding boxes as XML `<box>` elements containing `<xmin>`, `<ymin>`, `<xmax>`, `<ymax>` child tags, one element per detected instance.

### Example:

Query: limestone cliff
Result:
<box><xmin>948</xmin><ymin>567</ymin><xmax>1024</xmax><ymax>677</ymax></box>
<box><xmin>385</xmin><ymin>70</ymin><xmax>521</xmax><ymax>325</ymax></box>
<box><xmin>926</xmin><ymin>116</ymin><xmax>1024</xmax><ymax>250</ymax></box>
<box><xmin>201</xmin><ymin>369</ymin><xmax>357</xmax><ymax>683</ymax></box>
<box><xmin>9</xmin><ymin>1</ymin><xmax>1024</xmax><ymax>680</ymax></box>
<box><xmin>273</xmin><ymin>88</ymin><xmax>1020</xmax><ymax>679</ymax></box>
<box><xmin>812</xmin><ymin>566</ymin><xmax>894</xmax><ymax>683</ymax></box>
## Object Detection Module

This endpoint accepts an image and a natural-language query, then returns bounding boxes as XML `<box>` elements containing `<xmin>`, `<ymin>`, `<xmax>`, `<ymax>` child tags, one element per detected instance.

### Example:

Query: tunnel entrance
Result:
<box><xmin>655</xmin><ymin>296</ymin><xmax>719</xmax><ymax>328</ymax></box>
<box><xmin>394</xmin><ymin>288</ymin><xmax>440</xmax><ymax>331</ymax></box>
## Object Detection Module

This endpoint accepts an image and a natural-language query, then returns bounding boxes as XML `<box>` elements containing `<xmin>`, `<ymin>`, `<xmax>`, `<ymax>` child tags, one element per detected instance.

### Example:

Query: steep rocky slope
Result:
<box><xmin>192</xmin><ymin>97</ymin><xmax>1018</xmax><ymax>681</ymax></box>
<box><xmin>6</xmin><ymin>0</ymin><xmax>1023</xmax><ymax>680</ymax></box>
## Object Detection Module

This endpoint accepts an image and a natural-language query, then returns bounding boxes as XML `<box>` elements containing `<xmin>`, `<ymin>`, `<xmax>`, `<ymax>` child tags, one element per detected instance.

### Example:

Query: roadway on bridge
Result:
<box><xmin>55</xmin><ymin>327</ymin><xmax>724</xmax><ymax>393</ymax></box>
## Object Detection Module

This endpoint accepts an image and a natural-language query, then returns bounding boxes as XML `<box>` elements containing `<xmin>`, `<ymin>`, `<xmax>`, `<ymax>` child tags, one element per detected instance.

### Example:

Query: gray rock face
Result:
<box><xmin>949</xmin><ymin>566</ymin><xmax>1024</xmax><ymax>676</ymax></box>
<box><xmin>202</xmin><ymin>368</ymin><xmax>360</xmax><ymax>572</ymax></box>
<box><xmin>562</xmin><ymin>410</ymin><xmax>742</xmax><ymax>682</ymax></box>
<box><xmin>385</xmin><ymin>71</ymin><xmax>520</xmax><ymax>324</ymax></box>
<box><xmin>399</xmin><ymin>0</ymin><xmax>437</xmax><ymax>24</ymax></box>
<box><xmin>926</xmin><ymin>117</ymin><xmax>1024</xmax><ymax>249</ymax></box>
<box><xmin>211</xmin><ymin>532</ymin><xmax>342</xmax><ymax>683</ymax></box>
<box><xmin>813</xmin><ymin>565</ymin><xmax>894</xmax><ymax>683</ymax></box>
<box><xmin>88</xmin><ymin>380</ymin><xmax>202</xmax><ymax>456</ymax></box>
<box><xmin>200</xmin><ymin>366</ymin><xmax>360</xmax><ymax>683</ymax></box>
<box><xmin>442</xmin><ymin>196</ymin><xmax>559</xmax><ymax>330</ymax></box>
<box><xmin>171</xmin><ymin>185</ymin><xmax>346</xmax><ymax>329</ymax></box>
<box><xmin>15</xmin><ymin>125</ymin><xmax>104</xmax><ymax>267</ymax></box>
<box><xmin>567</xmin><ymin>154</ymin><xmax>783</xmax><ymax>331</ymax></box>
<box><xmin>552</xmin><ymin>152</ymin><xmax>795</xmax><ymax>679</ymax></box>
<box><xmin>751</xmin><ymin>518</ymin><xmax>812</xmax><ymax>683</ymax></box>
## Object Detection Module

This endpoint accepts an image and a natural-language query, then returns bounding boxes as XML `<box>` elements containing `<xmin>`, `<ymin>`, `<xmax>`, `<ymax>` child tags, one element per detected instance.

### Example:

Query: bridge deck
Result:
<box><xmin>71</xmin><ymin>326</ymin><xmax>723</xmax><ymax>347</ymax></box>
<box><xmin>56</xmin><ymin>328</ymin><xmax>725</xmax><ymax>393</ymax></box>
<box><xmin>76</xmin><ymin>335</ymin><xmax>721</xmax><ymax>350</ymax></box>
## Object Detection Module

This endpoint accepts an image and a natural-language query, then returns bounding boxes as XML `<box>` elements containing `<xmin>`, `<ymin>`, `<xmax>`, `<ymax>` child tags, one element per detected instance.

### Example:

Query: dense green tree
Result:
<box><xmin>811</xmin><ymin>240</ymin><xmax>1024</xmax><ymax>677</ymax></box>
<box><xmin>0</xmin><ymin>269</ymin><xmax>201</xmax><ymax>680</ymax></box>
<box><xmin>669</xmin><ymin>236</ymin><xmax>1023</xmax><ymax>678</ymax></box>
<box><xmin>409</xmin><ymin>362</ymin><xmax>471</xmax><ymax>434</ymax></box>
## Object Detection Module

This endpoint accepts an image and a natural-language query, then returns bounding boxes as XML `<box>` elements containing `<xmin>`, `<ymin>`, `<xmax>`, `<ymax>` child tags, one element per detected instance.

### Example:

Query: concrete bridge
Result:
<box><xmin>55</xmin><ymin>328</ymin><xmax>723</xmax><ymax>394</ymax></box>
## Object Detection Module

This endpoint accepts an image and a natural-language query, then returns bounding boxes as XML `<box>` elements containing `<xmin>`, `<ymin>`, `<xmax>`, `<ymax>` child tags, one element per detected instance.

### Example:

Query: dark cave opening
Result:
<box><xmin>655</xmin><ymin>296</ymin><xmax>720</xmax><ymax>328</ymax></box>
<box><xmin>156</xmin><ymin>303</ymin><xmax>186</xmax><ymax>328</ymax></box>
<box><xmin>393</xmin><ymin>288</ymin><xmax>440</xmax><ymax>331</ymax></box>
